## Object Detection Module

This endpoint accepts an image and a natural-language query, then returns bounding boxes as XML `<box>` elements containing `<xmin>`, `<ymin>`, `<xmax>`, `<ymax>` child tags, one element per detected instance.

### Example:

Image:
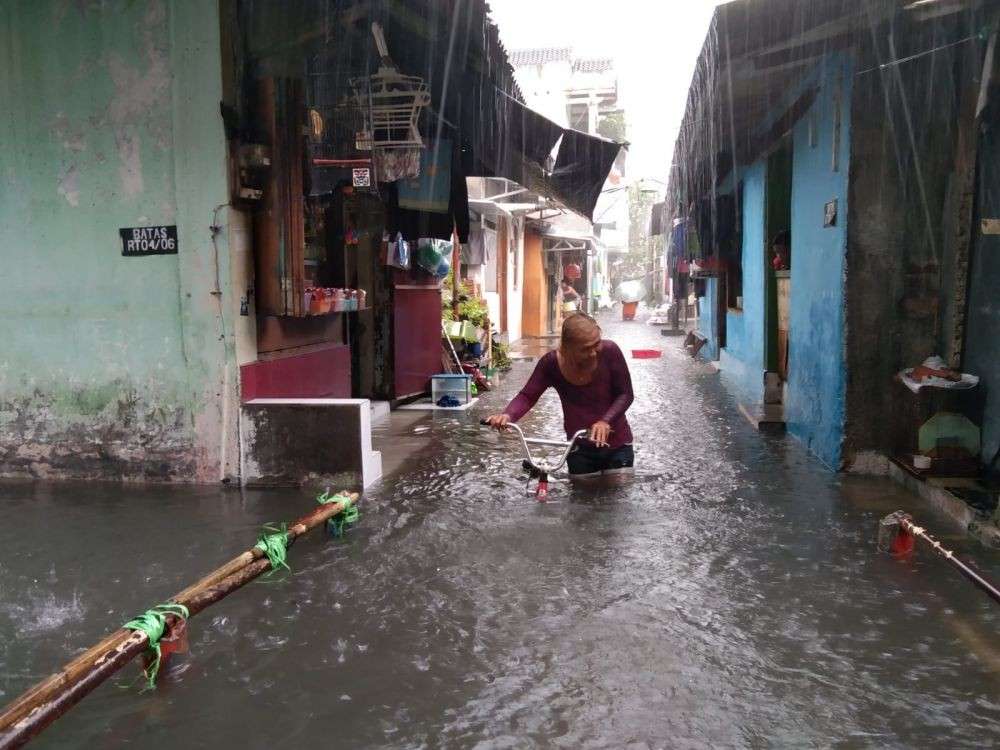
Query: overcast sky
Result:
<box><xmin>488</xmin><ymin>0</ymin><xmax>725</xmax><ymax>186</ymax></box>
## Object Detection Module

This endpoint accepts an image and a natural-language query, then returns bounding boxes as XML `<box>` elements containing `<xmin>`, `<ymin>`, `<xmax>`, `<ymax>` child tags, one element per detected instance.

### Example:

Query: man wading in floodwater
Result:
<box><xmin>486</xmin><ymin>313</ymin><xmax>635</xmax><ymax>481</ymax></box>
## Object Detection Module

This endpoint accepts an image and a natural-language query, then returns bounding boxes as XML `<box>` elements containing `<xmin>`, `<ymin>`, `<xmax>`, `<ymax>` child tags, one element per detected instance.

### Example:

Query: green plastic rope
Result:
<box><xmin>254</xmin><ymin>523</ymin><xmax>291</xmax><ymax>575</ymax></box>
<box><xmin>122</xmin><ymin>603</ymin><xmax>189</xmax><ymax>690</ymax></box>
<box><xmin>316</xmin><ymin>490</ymin><xmax>349</xmax><ymax>505</ymax></box>
<box><xmin>318</xmin><ymin>490</ymin><xmax>359</xmax><ymax>537</ymax></box>
<box><xmin>328</xmin><ymin>503</ymin><xmax>360</xmax><ymax>537</ymax></box>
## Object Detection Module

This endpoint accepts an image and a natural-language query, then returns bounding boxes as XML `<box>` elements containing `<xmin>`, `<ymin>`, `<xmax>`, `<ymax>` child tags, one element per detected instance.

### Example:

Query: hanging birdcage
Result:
<box><xmin>304</xmin><ymin>54</ymin><xmax>377</xmax><ymax>194</ymax></box>
<box><xmin>350</xmin><ymin>22</ymin><xmax>430</xmax><ymax>150</ymax></box>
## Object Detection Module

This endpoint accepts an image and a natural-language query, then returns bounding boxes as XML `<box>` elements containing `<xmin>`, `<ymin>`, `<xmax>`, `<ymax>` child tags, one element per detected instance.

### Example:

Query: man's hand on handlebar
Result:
<box><xmin>589</xmin><ymin>420</ymin><xmax>612</xmax><ymax>448</ymax></box>
<box><xmin>483</xmin><ymin>414</ymin><xmax>511</xmax><ymax>431</ymax></box>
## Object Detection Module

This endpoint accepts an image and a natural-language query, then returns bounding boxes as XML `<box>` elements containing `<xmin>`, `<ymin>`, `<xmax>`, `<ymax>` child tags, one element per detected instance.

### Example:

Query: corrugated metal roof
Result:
<box><xmin>509</xmin><ymin>47</ymin><xmax>572</xmax><ymax>66</ymax></box>
<box><xmin>573</xmin><ymin>57</ymin><xmax>613</xmax><ymax>73</ymax></box>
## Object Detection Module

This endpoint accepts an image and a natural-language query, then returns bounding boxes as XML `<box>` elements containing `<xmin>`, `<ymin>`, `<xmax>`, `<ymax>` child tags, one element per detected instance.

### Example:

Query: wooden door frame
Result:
<box><xmin>764</xmin><ymin>139</ymin><xmax>793</xmax><ymax>376</ymax></box>
<box><xmin>497</xmin><ymin>216</ymin><xmax>509</xmax><ymax>333</ymax></box>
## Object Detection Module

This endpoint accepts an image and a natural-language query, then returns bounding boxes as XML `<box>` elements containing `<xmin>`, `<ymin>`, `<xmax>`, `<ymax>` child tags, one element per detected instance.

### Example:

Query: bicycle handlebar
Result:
<box><xmin>481</xmin><ymin>419</ymin><xmax>587</xmax><ymax>474</ymax></box>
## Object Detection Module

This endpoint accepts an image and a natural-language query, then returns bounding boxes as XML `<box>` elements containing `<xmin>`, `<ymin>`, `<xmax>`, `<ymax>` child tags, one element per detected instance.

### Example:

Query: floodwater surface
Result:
<box><xmin>1</xmin><ymin>316</ymin><xmax>998</xmax><ymax>749</ymax></box>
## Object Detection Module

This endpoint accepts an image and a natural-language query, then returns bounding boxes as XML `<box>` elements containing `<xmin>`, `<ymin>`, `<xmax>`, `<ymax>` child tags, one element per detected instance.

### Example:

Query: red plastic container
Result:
<box><xmin>632</xmin><ymin>349</ymin><xmax>662</xmax><ymax>359</ymax></box>
<box><xmin>622</xmin><ymin>301</ymin><xmax>638</xmax><ymax>320</ymax></box>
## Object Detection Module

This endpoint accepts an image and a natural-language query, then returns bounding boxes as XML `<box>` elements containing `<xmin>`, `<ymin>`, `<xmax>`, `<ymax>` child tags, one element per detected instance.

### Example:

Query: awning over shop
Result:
<box><xmin>540</xmin><ymin>228</ymin><xmax>603</xmax><ymax>256</ymax></box>
<box><xmin>468</xmin><ymin>198</ymin><xmax>545</xmax><ymax>216</ymax></box>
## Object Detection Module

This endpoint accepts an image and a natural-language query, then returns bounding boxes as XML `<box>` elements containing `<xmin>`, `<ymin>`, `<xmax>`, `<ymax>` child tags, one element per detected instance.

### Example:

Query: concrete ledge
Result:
<box><xmin>738</xmin><ymin>402</ymin><xmax>786</xmax><ymax>434</ymax></box>
<box><xmin>398</xmin><ymin>397</ymin><xmax>479</xmax><ymax>412</ymax></box>
<box><xmin>887</xmin><ymin>459</ymin><xmax>1000</xmax><ymax>548</ymax></box>
<box><xmin>240</xmin><ymin>398</ymin><xmax>382</xmax><ymax>490</ymax></box>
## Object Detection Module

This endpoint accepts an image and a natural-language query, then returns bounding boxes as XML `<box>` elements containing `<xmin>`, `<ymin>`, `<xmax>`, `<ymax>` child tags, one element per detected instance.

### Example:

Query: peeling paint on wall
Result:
<box><xmin>1</xmin><ymin>383</ymin><xmax>196</xmax><ymax>481</ymax></box>
<box><xmin>114</xmin><ymin>131</ymin><xmax>144</xmax><ymax>197</ymax></box>
<box><xmin>57</xmin><ymin>163</ymin><xmax>79</xmax><ymax>206</ymax></box>
<box><xmin>51</xmin><ymin>113</ymin><xmax>87</xmax><ymax>153</ymax></box>
<box><xmin>105</xmin><ymin>0</ymin><xmax>172</xmax><ymax>198</ymax></box>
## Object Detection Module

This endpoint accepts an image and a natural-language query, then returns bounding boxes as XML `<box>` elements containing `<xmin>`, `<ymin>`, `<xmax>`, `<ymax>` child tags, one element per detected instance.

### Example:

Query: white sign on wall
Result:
<box><xmin>352</xmin><ymin>168</ymin><xmax>371</xmax><ymax>188</ymax></box>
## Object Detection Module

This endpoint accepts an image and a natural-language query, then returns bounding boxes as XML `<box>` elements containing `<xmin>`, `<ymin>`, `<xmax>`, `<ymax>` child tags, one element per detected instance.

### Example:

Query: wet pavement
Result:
<box><xmin>2</xmin><ymin>313</ymin><xmax>999</xmax><ymax>748</ymax></box>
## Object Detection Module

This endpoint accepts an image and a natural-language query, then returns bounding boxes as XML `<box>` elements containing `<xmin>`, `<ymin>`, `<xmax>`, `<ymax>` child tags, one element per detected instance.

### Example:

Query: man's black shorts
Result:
<box><xmin>566</xmin><ymin>443</ymin><xmax>634</xmax><ymax>476</ymax></box>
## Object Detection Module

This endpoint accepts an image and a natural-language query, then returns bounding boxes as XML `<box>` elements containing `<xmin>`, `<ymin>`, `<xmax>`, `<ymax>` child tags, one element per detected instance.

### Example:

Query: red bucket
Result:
<box><xmin>632</xmin><ymin>349</ymin><xmax>662</xmax><ymax>359</ymax></box>
<box><xmin>622</xmin><ymin>301</ymin><xmax>639</xmax><ymax>320</ymax></box>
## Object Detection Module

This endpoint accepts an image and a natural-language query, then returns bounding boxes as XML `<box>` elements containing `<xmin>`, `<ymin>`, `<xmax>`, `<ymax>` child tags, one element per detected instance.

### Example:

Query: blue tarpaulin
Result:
<box><xmin>398</xmin><ymin>138</ymin><xmax>451</xmax><ymax>213</ymax></box>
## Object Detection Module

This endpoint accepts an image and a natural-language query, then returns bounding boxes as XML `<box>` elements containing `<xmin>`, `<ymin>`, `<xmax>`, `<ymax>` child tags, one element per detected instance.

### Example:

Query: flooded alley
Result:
<box><xmin>2</xmin><ymin>317</ymin><xmax>998</xmax><ymax>749</ymax></box>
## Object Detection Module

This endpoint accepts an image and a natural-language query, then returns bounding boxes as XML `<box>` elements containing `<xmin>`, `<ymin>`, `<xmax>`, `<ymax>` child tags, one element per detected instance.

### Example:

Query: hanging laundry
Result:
<box><xmin>398</xmin><ymin>138</ymin><xmax>451</xmax><ymax>213</ymax></box>
<box><xmin>375</xmin><ymin>148</ymin><xmax>421</xmax><ymax>182</ymax></box>
<box><xmin>462</xmin><ymin>230</ymin><xmax>486</xmax><ymax>265</ymax></box>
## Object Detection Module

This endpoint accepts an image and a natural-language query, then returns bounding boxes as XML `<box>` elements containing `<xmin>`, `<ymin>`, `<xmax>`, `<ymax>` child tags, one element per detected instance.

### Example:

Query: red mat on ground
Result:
<box><xmin>632</xmin><ymin>349</ymin><xmax>662</xmax><ymax>359</ymax></box>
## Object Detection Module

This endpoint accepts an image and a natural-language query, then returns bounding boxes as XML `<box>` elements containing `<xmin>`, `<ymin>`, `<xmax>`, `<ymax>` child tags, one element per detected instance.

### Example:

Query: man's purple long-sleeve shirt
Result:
<box><xmin>503</xmin><ymin>341</ymin><xmax>634</xmax><ymax>448</ymax></box>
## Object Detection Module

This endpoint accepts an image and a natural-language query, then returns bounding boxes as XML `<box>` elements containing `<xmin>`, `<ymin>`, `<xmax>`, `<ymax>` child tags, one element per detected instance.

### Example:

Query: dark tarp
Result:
<box><xmin>508</xmin><ymin>96</ymin><xmax>565</xmax><ymax>167</ymax></box>
<box><xmin>547</xmin><ymin>129</ymin><xmax>623</xmax><ymax>220</ymax></box>
<box><xmin>469</xmin><ymin>79</ymin><xmax>620</xmax><ymax>221</ymax></box>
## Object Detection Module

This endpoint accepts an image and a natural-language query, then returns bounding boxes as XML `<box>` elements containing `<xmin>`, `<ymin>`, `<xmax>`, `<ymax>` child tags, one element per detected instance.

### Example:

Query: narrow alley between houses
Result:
<box><xmin>2</xmin><ymin>314</ymin><xmax>998</xmax><ymax>748</ymax></box>
<box><xmin>4</xmin><ymin>0</ymin><xmax>1000</xmax><ymax>747</ymax></box>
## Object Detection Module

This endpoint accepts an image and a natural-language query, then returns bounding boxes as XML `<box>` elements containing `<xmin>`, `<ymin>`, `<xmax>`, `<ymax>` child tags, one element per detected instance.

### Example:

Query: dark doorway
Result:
<box><xmin>963</xmin><ymin>116</ymin><xmax>1000</xmax><ymax>469</ymax></box>
<box><xmin>765</xmin><ymin>140</ymin><xmax>793</xmax><ymax>385</ymax></box>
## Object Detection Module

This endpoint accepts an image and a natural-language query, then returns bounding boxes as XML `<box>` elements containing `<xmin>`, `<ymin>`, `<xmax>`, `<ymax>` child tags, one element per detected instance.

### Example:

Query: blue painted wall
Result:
<box><xmin>693</xmin><ymin>53</ymin><xmax>852</xmax><ymax>469</ymax></box>
<box><xmin>718</xmin><ymin>162</ymin><xmax>767</xmax><ymax>404</ymax></box>
<box><xmin>784</xmin><ymin>54</ymin><xmax>852</xmax><ymax>469</ymax></box>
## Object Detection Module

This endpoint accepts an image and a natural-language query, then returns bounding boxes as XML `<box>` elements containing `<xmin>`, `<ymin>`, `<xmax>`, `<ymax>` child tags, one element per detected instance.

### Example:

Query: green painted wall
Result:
<box><xmin>0</xmin><ymin>0</ymin><xmax>235</xmax><ymax>481</ymax></box>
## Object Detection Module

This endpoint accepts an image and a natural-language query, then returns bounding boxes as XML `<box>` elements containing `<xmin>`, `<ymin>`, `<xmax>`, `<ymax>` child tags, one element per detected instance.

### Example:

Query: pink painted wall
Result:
<box><xmin>240</xmin><ymin>343</ymin><xmax>351</xmax><ymax>401</ymax></box>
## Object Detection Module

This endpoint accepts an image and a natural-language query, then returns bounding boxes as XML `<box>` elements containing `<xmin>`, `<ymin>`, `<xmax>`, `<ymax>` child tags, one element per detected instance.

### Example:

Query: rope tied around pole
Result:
<box><xmin>318</xmin><ymin>490</ymin><xmax>360</xmax><ymax>537</ymax></box>
<box><xmin>254</xmin><ymin>524</ymin><xmax>291</xmax><ymax>576</ymax></box>
<box><xmin>121</xmin><ymin>603</ymin><xmax>189</xmax><ymax>690</ymax></box>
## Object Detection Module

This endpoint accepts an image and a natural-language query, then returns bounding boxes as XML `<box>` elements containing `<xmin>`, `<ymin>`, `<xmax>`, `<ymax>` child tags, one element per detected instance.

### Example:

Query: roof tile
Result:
<box><xmin>509</xmin><ymin>47</ymin><xmax>572</xmax><ymax>66</ymax></box>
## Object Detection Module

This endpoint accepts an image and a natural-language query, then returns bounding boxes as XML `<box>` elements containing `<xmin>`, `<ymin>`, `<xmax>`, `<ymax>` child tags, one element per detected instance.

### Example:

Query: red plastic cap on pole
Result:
<box><xmin>890</xmin><ymin>527</ymin><xmax>915</xmax><ymax>556</ymax></box>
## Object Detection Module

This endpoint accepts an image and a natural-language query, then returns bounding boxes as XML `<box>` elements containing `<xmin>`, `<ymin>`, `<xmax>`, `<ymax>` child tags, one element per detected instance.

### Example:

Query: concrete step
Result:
<box><xmin>738</xmin><ymin>402</ymin><xmax>786</xmax><ymax>434</ymax></box>
<box><xmin>241</xmin><ymin>398</ymin><xmax>383</xmax><ymax>489</ymax></box>
<box><xmin>370</xmin><ymin>400</ymin><xmax>390</xmax><ymax>425</ymax></box>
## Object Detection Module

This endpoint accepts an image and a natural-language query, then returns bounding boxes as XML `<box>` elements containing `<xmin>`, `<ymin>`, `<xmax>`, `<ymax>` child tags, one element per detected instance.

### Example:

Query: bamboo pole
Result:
<box><xmin>0</xmin><ymin>492</ymin><xmax>359</xmax><ymax>750</ymax></box>
<box><xmin>897</xmin><ymin>515</ymin><xmax>1000</xmax><ymax>605</ymax></box>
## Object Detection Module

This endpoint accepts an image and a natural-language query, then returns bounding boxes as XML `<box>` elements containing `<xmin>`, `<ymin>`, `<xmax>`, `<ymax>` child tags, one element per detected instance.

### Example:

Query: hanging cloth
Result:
<box><xmin>462</xmin><ymin>229</ymin><xmax>486</xmax><ymax>265</ymax></box>
<box><xmin>398</xmin><ymin>138</ymin><xmax>451</xmax><ymax>213</ymax></box>
<box><xmin>375</xmin><ymin>148</ymin><xmax>421</xmax><ymax>182</ymax></box>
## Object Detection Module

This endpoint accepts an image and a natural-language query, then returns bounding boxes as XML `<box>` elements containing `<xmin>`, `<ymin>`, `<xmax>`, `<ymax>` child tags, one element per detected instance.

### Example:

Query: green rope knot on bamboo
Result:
<box><xmin>254</xmin><ymin>523</ymin><xmax>291</xmax><ymax>575</ymax></box>
<box><xmin>122</xmin><ymin>603</ymin><xmax>189</xmax><ymax>690</ymax></box>
<box><xmin>318</xmin><ymin>490</ymin><xmax>360</xmax><ymax>537</ymax></box>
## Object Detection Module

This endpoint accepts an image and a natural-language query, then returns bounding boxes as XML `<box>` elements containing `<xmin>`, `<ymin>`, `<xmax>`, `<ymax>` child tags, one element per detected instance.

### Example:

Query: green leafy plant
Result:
<box><xmin>458</xmin><ymin>296</ymin><xmax>488</xmax><ymax>328</ymax></box>
<box><xmin>492</xmin><ymin>341</ymin><xmax>512</xmax><ymax>371</ymax></box>
<box><xmin>597</xmin><ymin>110</ymin><xmax>627</xmax><ymax>142</ymax></box>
